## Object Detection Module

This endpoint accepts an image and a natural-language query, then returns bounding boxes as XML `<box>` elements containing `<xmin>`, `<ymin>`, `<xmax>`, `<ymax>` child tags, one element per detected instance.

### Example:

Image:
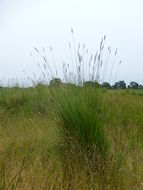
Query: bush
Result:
<box><xmin>49</xmin><ymin>78</ymin><xmax>62</xmax><ymax>86</ymax></box>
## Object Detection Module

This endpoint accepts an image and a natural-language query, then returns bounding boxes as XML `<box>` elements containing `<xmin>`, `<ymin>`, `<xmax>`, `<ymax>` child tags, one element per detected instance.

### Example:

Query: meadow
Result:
<box><xmin>0</xmin><ymin>85</ymin><xmax>143</xmax><ymax>189</ymax></box>
<box><xmin>0</xmin><ymin>34</ymin><xmax>143</xmax><ymax>189</ymax></box>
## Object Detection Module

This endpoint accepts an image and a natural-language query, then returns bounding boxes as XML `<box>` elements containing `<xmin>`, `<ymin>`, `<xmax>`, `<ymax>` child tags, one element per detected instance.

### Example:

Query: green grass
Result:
<box><xmin>0</xmin><ymin>87</ymin><xmax>143</xmax><ymax>189</ymax></box>
<box><xmin>50</xmin><ymin>86</ymin><xmax>109</xmax><ymax>157</ymax></box>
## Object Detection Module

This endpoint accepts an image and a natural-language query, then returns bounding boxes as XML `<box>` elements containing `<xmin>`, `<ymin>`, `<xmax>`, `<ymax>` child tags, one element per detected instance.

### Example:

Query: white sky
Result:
<box><xmin>0</xmin><ymin>0</ymin><xmax>143</xmax><ymax>85</ymax></box>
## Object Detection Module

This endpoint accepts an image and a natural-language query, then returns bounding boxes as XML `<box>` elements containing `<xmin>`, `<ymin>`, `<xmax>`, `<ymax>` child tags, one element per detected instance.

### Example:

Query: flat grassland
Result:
<box><xmin>0</xmin><ymin>86</ymin><xmax>143</xmax><ymax>189</ymax></box>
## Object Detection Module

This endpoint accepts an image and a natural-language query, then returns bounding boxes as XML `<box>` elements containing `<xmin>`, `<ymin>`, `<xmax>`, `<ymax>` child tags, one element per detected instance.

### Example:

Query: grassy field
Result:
<box><xmin>0</xmin><ymin>86</ymin><xmax>143</xmax><ymax>189</ymax></box>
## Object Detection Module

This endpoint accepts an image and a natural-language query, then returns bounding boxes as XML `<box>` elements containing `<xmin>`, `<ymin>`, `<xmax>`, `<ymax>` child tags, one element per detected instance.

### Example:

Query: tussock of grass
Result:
<box><xmin>51</xmin><ymin>86</ymin><xmax>109</xmax><ymax>157</ymax></box>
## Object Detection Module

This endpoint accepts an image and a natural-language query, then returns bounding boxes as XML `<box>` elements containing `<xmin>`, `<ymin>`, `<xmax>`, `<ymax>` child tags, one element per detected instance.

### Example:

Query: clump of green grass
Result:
<box><xmin>29</xmin><ymin>32</ymin><xmax>124</xmax><ymax>186</ymax></box>
<box><xmin>51</xmin><ymin>85</ymin><xmax>109</xmax><ymax>158</ymax></box>
<box><xmin>31</xmin><ymin>31</ymin><xmax>120</xmax><ymax>156</ymax></box>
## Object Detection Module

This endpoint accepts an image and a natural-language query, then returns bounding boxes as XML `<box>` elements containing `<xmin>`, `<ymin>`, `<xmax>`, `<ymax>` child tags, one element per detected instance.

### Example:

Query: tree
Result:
<box><xmin>83</xmin><ymin>81</ymin><xmax>100</xmax><ymax>87</ymax></box>
<box><xmin>128</xmin><ymin>81</ymin><xmax>139</xmax><ymax>89</ymax></box>
<box><xmin>138</xmin><ymin>85</ymin><xmax>143</xmax><ymax>89</ymax></box>
<box><xmin>50</xmin><ymin>78</ymin><xmax>62</xmax><ymax>86</ymax></box>
<box><xmin>101</xmin><ymin>82</ymin><xmax>111</xmax><ymax>89</ymax></box>
<box><xmin>113</xmin><ymin>81</ymin><xmax>126</xmax><ymax>89</ymax></box>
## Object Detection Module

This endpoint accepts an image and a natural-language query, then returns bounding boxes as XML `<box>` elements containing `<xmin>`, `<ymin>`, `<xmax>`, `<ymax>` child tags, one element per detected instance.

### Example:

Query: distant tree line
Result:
<box><xmin>49</xmin><ymin>78</ymin><xmax>143</xmax><ymax>89</ymax></box>
<box><xmin>0</xmin><ymin>78</ymin><xmax>142</xmax><ymax>89</ymax></box>
<box><xmin>101</xmin><ymin>81</ymin><xmax>143</xmax><ymax>89</ymax></box>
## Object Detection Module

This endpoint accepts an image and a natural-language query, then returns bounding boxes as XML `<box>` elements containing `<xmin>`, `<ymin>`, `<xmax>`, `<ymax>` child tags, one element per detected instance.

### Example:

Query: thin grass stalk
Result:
<box><xmin>69</xmin><ymin>42</ymin><xmax>75</xmax><ymax>75</ymax></box>
<box><xmin>50</xmin><ymin>46</ymin><xmax>58</xmax><ymax>77</ymax></box>
<box><xmin>34</xmin><ymin>47</ymin><xmax>54</xmax><ymax>79</ymax></box>
<box><xmin>42</xmin><ymin>48</ymin><xmax>54</xmax><ymax>80</ymax></box>
<box><xmin>113</xmin><ymin>60</ymin><xmax>122</xmax><ymax>84</ymax></box>
<box><xmin>86</xmin><ymin>49</ymin><xmax>89</xmax><ymax>81</ymax></box>
<box><xmin>109</xmin><ymin>48</ymin><xmax>118</xmax><ymax>84</ymax></box>
<box><xmin>101</xmin><ymin>47</ymin><xmax>111</xmax><ymax>83</ymax></box>
<box><xmin>71</xmin><ymin>28</ymin><xmax>78</xmax><ymax>82</ymax></box>
<box><xmin>92</xmin><ymin>52</ymin><xmax>98</xmax><ymax>82</ymax></box>
<box><xmin>30</xmin><ymin>52</ymin><xmax>46</xmax><ymax>80</ymax></box>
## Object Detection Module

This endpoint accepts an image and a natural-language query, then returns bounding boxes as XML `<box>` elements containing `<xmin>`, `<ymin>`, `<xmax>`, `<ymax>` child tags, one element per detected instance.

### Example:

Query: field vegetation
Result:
<box><xmin>0</xmin><ymin>86</ymin><xmax>143</xmax><ymax>189</ymax></box>
<box><xmin>0</xmin><ymin>34</ymin><xmax>143</xmax><ymax>189</ymax></box>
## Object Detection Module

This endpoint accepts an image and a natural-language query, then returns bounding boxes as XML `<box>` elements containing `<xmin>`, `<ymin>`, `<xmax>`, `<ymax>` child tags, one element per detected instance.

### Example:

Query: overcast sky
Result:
<box><xmin>0</xmin><ymin>0</ymin><xmax>143</xmax><ymax>85</ymax></box>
